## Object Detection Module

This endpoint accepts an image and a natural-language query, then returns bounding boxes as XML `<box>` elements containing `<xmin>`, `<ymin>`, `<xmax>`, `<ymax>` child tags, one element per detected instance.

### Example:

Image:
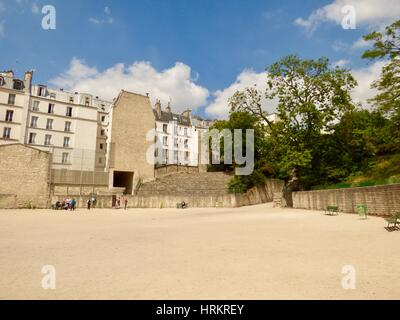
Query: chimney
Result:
<box><xmin>165</xmin><ymin>101</ymin><xmax>171</xmax><ymax>113</ymax></box>
<box><xmin>24</xmin><ymin>70</ymin><xmax>33</xmax><ymax>82</ymax></box>
<box><xmin>155</xmin><ymin>99</ymin><xmax>162</xmax><ymax>117</ymax></box>
<box><xmin>182</xmin><ymin>109</ymin><xmax>192</xmax><ymax>118</ymax></box>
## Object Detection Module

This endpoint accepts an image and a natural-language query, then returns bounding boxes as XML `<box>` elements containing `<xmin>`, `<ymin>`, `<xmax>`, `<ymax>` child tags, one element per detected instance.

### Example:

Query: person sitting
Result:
<box><xmin>54</xmin><ymin>201</ymin><xmax>61</xmax><ymax>210</ymax></box>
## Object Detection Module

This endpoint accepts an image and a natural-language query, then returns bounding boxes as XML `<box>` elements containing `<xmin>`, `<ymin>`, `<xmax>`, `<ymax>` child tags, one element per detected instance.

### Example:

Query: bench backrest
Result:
<box><xmin>327</xmin><ymin>206</ymin><xmax>338</xmax><ymax>211</ymax></box>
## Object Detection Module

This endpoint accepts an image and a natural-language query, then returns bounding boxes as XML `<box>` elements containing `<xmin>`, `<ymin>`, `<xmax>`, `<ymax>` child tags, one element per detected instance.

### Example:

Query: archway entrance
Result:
<box><xmin>113</xmin><ymin>171</ymin><xmax>134</xmax><ymax>194</ymax></box>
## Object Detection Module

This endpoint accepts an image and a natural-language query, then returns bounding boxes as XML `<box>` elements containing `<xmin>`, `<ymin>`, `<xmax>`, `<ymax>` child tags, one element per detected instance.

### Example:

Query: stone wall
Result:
<box><xmin>131</xmin><ymin>178</ymin><xmax>284</xmax><ymax>208</ymax></box>
<box><xmin>50</xmin><ymin>179</ymin><xmax>285</xmax><ymax>209</ymax></box>
<box><xmin>235</xmin><ymin>179</ymin><xmax>285</xmax><ymax>207</ymax></box>
<box><xmin>292</xmin><ymin>184</ymin><xmax>400</xmax><ymax>216</ymax></box>
<box><xmin>0</xmin><ymin>144</ymin><xmax>51</xmax><ymax>208</ymax></box>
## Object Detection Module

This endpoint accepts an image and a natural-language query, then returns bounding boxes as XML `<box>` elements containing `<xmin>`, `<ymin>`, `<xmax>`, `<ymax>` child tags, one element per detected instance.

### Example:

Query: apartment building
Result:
<box><xmin>0</xmin><ymin>70</ymin><xmax>113</xmax><ymax>171</ymax></box>
<box><xmin>153</xmin><ymin>100</ymin><xmax>199</xmax><ymax>167</ymax></box>
<box><xmin>0</xmin><ymin>71</ymin><xmax>32</xmax><ymax>145</ymax></box>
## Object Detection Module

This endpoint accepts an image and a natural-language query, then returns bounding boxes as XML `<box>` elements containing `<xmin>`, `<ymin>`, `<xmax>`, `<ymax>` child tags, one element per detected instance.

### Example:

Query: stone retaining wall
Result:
<box><xmin>292</xmin><ymin>184</ymin><xmax>400</xmax><ymax>216</ymax></box>
<box><xmin>51</xmin><ymin>179</ymin><xmax>285</xmax><ymax>209</ymax></box>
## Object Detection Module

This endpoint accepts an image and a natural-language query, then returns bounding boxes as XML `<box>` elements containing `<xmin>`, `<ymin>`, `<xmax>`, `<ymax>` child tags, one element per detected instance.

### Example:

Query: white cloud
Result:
<box><xmin>295</xmin><ymin>0</ymin><xmax>400</xmax><ymax>33</ymax></box>
<box><xmin>49</xmin><ymin>58</ymin><xmax>209</xmax><ymax>113</ymax></box>
<box><xmin>352</xmin><ymin>61</ymin><xmax>386</xmax><ymax>106</ymax></box>
<box><xmin>352</xmin><ymin>37</ymin><xmax>370</xmax><ymax>49</ymax></box>
<box><xmin>205</xmin><ymin>69</ymin><xmax>277</xmax><ymax>119</ymax></box>
<box><xmin>205</xmin><ymin>61</ymin><xmax>386</xmax><ymax>119</ymax></box>
<box><xmin>89</xmin><ymin>6</ymin><xmax>114</xmax><ymax>25</ymax></box>
<box><xmin>333</xmin><ymin>59</ymin><xmax>350</xmax><ymax>67</ymax></box>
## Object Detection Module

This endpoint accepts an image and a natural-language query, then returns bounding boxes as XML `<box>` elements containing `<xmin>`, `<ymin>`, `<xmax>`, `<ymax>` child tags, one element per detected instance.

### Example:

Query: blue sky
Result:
<box><xmin>0</xmin><ymin>0</ymin><xmax>399</xmax><ymax>118</ymax></box>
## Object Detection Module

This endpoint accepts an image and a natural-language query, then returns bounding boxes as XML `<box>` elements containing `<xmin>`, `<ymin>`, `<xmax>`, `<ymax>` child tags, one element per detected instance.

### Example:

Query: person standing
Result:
<box><xmin>124</xmin><ymin>198</ymin><xmax>128</xmax><ymax>210</ymax></box>
<box><xmin>71</xmin><ymin>198</ymin><xmax>76</xmax><ymax>211</ymax></box>
<box><xmin>87</xmin><ymin>199</ymin><xmax>91</xmax><ymax>210</ymax></box>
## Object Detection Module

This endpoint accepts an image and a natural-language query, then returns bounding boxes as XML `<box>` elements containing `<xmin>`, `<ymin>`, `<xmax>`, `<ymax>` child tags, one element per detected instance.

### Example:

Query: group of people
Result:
<box><xmin>54</xmin><ymin>197</ymin><xmax>76</xmax><ymax>211</ymax></box>
<box><xmin>54</xmin><ymin>196</ymin><xmax>129</xmax><ymax>210</ymax></box>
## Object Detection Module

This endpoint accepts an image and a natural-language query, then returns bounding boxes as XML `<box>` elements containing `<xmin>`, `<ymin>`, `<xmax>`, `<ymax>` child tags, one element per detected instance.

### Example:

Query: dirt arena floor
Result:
<box><xmin>0</xmin><ymin>203</ymin><xmax>399</xmax><ymax>300</ymax></box>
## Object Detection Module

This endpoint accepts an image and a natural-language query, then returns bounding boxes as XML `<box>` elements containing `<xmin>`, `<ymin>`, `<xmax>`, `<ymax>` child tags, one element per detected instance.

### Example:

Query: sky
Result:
<box><xmin>0</xmin><ymin>0</ymin><xmax>399</xmax><ymax>119</ymax></box>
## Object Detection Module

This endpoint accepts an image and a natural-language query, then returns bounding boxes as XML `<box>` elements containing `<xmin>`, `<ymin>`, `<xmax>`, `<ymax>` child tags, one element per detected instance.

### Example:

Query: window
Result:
<box><xmin>63</xmin><ymin>137</ymin><xmax>70</xmax><ymax>148</ymax></box>
<box><xmin>163</xmin><ymin>136</ymin><xmax>168</xmax><ymax>146</ymax></box>
<box><xmin>66</xmin><ymin>107</ymin><xmax>73</xmax><ymax>117</ymax></box>
<box><xmin>85</xmin><ymin>97</ymin><xmax>90</xmax><ymax>106</ymax></box>
<box><xmin>185</xmin><ymin>151</ymin><xmax>189</xmax><ymax>161</ymax></box>
<box><xmin>32</xmin><ymin>101</ymin><xmax>40</xmax><ymax>111</ymax></box>
<box><xmin>5</xmin><ymin>110</ymin><xmax>13</xmax><ymax>122</ymax></box>
<box><xmin>46</xmin><ymin>119</ymin><xmax>53</xmax><ymax>130</ymax></box>
<box><xmin>50</xmin><ymin>93</ymin><xmax>56</xmax><ymax>99</ymax></box>
<box><xmin>184</xmin><ymin>139</ymin><xmax>188</xmax><ymax>148</ymax></box>
<box><xmin>30</xmin><ymin>116</ymin><xmax>38</xmax><ymax>128</ymax></box>
<box><xmin>8</xmin><ymin>94</ymin><xmax>15</xmax><ymax>105</ymax></box>
<box><xmin>65</xmin><ymin>121</ymin><xmax>71</xmax><ymax>132</ymax></box>
<box><xmin>48</xmin><ymin>103</ymin><xmax>55</xmax><ymax>114</ymax></box>
<box><xmin>13</xmin><ymin>80</ymin><xmax>23</xmax><ymax>90</ymax></box>
<box><xmin>38</xmin><ymin>86</ymin><xmax>47</xmax><ymax>97</ymax></box>
<box><xmin>101</xmin><ymin>115</ymin><xmax>106</xmax><ymax>122</ymax></box>
<box><xmin>163</xmin><ymin>124</ymin><xmax>168</xmax><ymax>133</ymax></box>
<box><xmin>101</xmin><ymin>129</ymin><xmax>105</xmax><ymax>136</ymax></box>
<box><xmin>44</xmin><ymin>134</ymin><xmax>52</xmax><ymax>146</ymax></box>
<box><xmin>98</xmin><ymin>157</ymin><xmax>103</xmax><ymax>164</ymax></box>
<box><xmin>163</xmin><ymin>149</ymin><xmax>168</xmax><ymax>162</ymax></box>
<box><xmin>3</xmin><ymin>127</ymin><xmax>11</xmax><ymax>139</ymax></box>
<box><xmin>184</xmin><ymin>128</ymin><xmax>188</xmax><ymax>136</ymax></box>
<box><xmin>28</xmin><ymin>133</ymin><xmax>36</xmax><ymax>144</ymax></box>
<box><xmin>99</xmin><ymin>143</ymin><xmax>104</xmax><ymax>150</ymax></box>
<box><xmin>69</xmin><ymin>97</ymin><xmax>74</xmax><ymax>103</ymax></box>
<box><xmin>0</xmin><ymin>76</ymin><xmax>4</xmax><ymax>86</ymax></box>
<box><xmin>61</xmin><ymin>153</ymin><xmax>69</xmax><ymax>164</ymax></box>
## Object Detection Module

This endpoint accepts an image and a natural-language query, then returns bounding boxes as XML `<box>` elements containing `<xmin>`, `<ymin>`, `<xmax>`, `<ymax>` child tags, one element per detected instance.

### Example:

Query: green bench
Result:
<box><xmin>385</xmin><ymin>212</ymin><xmax>400</xmax><ymax>229</ymax></box>
<box><xmin>325</xmin><ymin>205</ymin><xmax>339</xmax><ymax>216</ymax></box>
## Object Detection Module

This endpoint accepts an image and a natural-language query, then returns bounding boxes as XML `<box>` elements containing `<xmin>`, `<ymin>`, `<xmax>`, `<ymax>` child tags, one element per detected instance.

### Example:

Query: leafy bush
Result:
<box><xmin>227</xmin><ymin>177</ymin><xmax>248</xmax><ymax>194</ymax></box>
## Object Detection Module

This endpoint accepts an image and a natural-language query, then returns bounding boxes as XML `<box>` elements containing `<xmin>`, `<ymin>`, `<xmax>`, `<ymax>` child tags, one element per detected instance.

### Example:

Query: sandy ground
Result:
<box><xmin>0</xmin><ymin>203</ymin><xmax>399</xmax><ymax>300</ymax></box>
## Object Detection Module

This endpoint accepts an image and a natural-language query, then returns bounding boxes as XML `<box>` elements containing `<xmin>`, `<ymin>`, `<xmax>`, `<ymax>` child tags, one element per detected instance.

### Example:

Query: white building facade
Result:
<box><xmin>0</xmin><ymin>70</ymin><xmax>112</xmax><ymax>171</ymax></box>
<box><xmin>0</xmin><ymin>71</ymin><xmax>32</xmax><ymax>146</ymax></box>
<box><xmin>153</xmin><ymin>100</ymin><xmax>201</xmax><ymax>167</ymax></box>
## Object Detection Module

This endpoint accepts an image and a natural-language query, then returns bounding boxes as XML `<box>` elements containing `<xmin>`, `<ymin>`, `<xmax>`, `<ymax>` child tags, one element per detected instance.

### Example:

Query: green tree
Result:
<box><xmin>267</xmin><ymin>55</ymin><xmax>356</xmax><ymax>189</ymax></box>
<box><xmin>362</xmin><ymin>19</ymin><xmax>400</xmax><ymax>152</ymax></box>
<box><xmin>209</xmin><ymin>112</ymin><xmax>269</xmax><ymax>193</ymax></box>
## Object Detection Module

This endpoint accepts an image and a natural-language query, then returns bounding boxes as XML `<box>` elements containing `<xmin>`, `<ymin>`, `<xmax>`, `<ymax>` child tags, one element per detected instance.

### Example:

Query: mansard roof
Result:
<box><xmin>153</xmin><ymin>109</ymin><xmax>191</xmax><ymax>126</ymax></box>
